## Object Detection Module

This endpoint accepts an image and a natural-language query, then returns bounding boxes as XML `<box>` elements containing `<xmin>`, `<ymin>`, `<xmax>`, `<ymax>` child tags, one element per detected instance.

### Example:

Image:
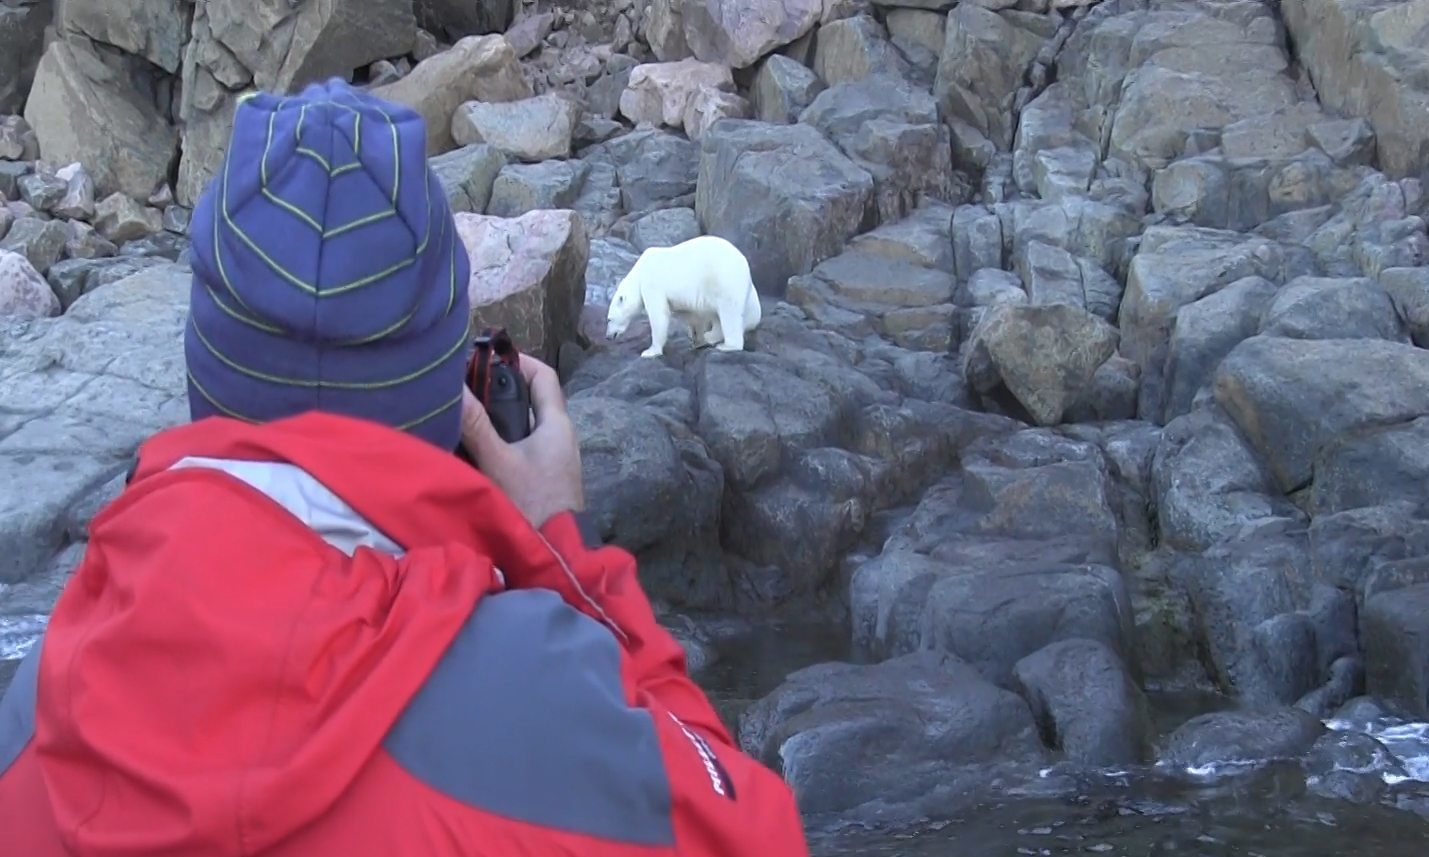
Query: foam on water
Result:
<box><xmin>0</xmin><ymin>613</ymin><xmax>46</xmax><ymax>661</ymax></box>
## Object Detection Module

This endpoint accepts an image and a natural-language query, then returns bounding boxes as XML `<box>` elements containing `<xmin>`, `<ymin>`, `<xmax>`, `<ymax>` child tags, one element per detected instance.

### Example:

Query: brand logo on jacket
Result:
<box><xmin>668</xmin><ymin>712</ymin><xmax>737</xmax><ymax>801</ymax></box>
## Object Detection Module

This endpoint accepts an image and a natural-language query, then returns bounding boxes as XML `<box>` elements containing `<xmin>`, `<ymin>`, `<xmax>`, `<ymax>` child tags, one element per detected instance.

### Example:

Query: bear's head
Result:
<box><xmin>605</xmin><ymin>271</ymin><xmax>644</xmax><ymax>340</ymax></box>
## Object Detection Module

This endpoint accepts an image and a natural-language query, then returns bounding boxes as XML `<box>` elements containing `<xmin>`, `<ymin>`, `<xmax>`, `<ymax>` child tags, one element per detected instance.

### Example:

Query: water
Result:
<box><xmin>695</xmin><ymin>622</ymin><xmax>1429</xmax><ymax>857</ymax></box>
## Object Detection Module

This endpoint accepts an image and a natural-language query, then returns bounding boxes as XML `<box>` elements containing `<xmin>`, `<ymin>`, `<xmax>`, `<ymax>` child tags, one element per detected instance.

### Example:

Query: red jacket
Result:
<box><xmin>0</xmin><ymin>412</ymin><xmax>810</xmax><ymax>857</ymax></box>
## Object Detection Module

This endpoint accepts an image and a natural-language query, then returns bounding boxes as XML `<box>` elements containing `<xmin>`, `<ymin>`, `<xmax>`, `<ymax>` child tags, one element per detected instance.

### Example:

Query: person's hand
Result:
<box><xmin>459</xmin><ymin>353</ymin><xmax>585</xmax><ymax>527</ymax></box>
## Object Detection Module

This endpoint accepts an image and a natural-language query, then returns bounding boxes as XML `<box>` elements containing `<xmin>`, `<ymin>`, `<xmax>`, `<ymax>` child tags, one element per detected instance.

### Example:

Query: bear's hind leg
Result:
<box><xmin>715</xmin><ymin>301</ymin><xmax>745</xmax><ymax>352</ymax></box>
<box><xmin>700</xmin><ymin>316</ymin><xmax>724</xmax><ymax>347</ymax></box>
<box><xmin>641</xmin><ymin>293</ymin><xmax>672</xmax><ymax>358</ymax></box>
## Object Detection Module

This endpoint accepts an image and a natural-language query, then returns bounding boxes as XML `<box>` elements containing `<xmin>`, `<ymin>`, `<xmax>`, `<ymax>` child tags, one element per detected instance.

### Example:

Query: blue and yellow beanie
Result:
<box><xmin>184</xmin><ymin>78</ymin><xmax>471</xmax><ymax>451</ymax></box>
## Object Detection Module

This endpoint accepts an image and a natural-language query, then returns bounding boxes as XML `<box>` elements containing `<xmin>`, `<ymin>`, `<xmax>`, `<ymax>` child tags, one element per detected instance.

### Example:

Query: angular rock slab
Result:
<box><xmin>455</xmin><ymin>210</ymin><xmax>589</xmax><ymax>364</ymax></box>
<box><xmin>695</xmin><ymin>120</ymin><xmax>874</xmax><ymax>297</ymax></box>
<box><xmin>738</xmin><ymin>651</ymin><xmax>1047</xmax><ymax>820</ymax></box>
<box><xmin>1</xmin><ymin>264</ymin><xmax>191</xmax><ymax>585</ymax></box>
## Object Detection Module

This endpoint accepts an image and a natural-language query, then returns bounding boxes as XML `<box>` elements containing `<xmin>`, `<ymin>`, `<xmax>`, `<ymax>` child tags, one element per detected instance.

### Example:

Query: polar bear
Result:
<box><xmin>605</xmin><ymin>235</ymin><xmax>763</xmax><ymax>358</ymax></box>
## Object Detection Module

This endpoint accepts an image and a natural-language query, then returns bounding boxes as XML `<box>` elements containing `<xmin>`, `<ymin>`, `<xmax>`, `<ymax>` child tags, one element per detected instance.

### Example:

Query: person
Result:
<box><xmin>0</xmin><ymin>79</ymin><xmax>811</xmax><ymax>857</ymax></box>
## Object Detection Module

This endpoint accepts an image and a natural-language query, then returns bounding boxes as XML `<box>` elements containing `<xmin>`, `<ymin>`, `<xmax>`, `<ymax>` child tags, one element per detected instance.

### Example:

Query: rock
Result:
<box><xmin>147</xmin><ymin>184</ymin><xmax>174</xmax><ymax>210</ymax></box>
<box><xmin>848</xmin><ymin>202</ymin><xmax>955</xmax><ymax>273</ymax></box>
<box><xmin>1012</xmin><ymin>240</ymin><xmax>1121</xmax><ymax>322</ymax></box>
<box><xmin>486</xmin><ymin>159</ymin><xmax>590</xmax><ymax>218</ymax></box>
<box><xmin>1064</xmin><ymin>355</ymin><xmax>1140</xmax><ymax>424</ymax></box>
<box><xmin>1259</xmin><ymin>276</ymin><xmax>1409</xmax><ymax>343</ymax></box>
<box><xmin>1214</xmin><ymin>336</ymin><xmax>1429</xmax><ymax>492</ymax></box>
<box><xmin>118</xmin><ymin>231</ymin><xmax>189</xmax><ymax>263</ymax></box>
<box><xmin>93</xmin><ymin>193</ymin><xmax>163</xmax><ymax>244</ymax></box>
<box><xmin>586</xmin><ymin>129</ymin><xmax>699</xmax><ymax>214</ymax></box>
<box><xmin>51</xmin><ymin>163</ymin><xmax>95</xmax><ymax>221</ymax></box>
<box><xmin>934</xmin><ymin>3</ymin><xmax>1045</xmax><ymax>150</ymax></box>
<box><xmin>0</xmin><ymin>160</ymin><xmax>31</xmax><ymax>200</ymax></box>
<box><xmin>0</xmin><ymin>249</ymin><xmax>59</xmax><ymax>320</ymax></box>
<box><xmin>17</xmin><ymin>170</ymin><xmax>66</xmax><ymax>213</ymax></box>
<box><xmin>1175</xmin><ymin>526</ymin><xmax>1326</xmax><ymax>705</ymax></box>
<box><xmin>414</xmin><ymin>0</ymin><xmax>515</xmax><ymax>43</ymax></box>
<box><xmin>1315</xmin><ymin>417</ymin><xmax>1429</xmax><ymax>516</ymax></box>
<box><xmin>455</xmin><ymin>210</ymin><xmax>588</xmax><ymax>364</ymax></box>
<box><xmin>738</xmin><ymin>651</ymin><xmax>1046</xmax><ymax>821</ymax></box>
<box><xmin>852</xmin><ymin>431</ymin><xmax>1130</xmax><ymax>677</ymax></box>
<box><xmin>1380</xmin><ymin>266</ymin><xmax>1429</xmax><ymax>347</ymax></box>
<box><xmin>24</xmin><ymin>38</ymin><xmax>179</xmax><ymax>201</ymax></box>
<box><xmin>959</xmin><ymin>268</ymin><xmax>1026</xmax><ymax>311</ymax></box>
<box><xmin>751</xmin><ymin>53</ymin><xmax>825</xmax><ymax>123</ymax></box>
<box><xmin>1013</xmin><ymin>638</ymin><xmax>1151</xmax><ymax>767</ymax></box>
<box><xmin>371</xmin><ymin>34</ymin><xmax>531</xmax><ymax>154</ymax></box>
<box><xmin>502</xmin><ymin>10</ymin><xmax>554</xmax><ymax>58</ymax></box>
<box><xmin>1107</xmin><ymin>16</ymin><xmax>1299</xmax><ymax>170</ymax></box>
<box><xmin>787</xmin><ymin>249</ymin><xmax>955</xmax><ymax>350</ymax></box>
<box><xmin>1282</xmin><ymin>0</ymin><xmax>1429</xmax><ymax>178</ymax></box>
<box><xmin>1305</xmin><ymin>117</ymin><xmax>1376</xmax><ymax>169</ymax></box>
<box><xmin>642</xmin><ymin>0</ymin><xmax>691</xmax><ymax>62</ymax></box>
<box><xmin>797</xmin><ymin>73</ymin><xmax>956</xmax><ymax>222</ymax></box>
<box><xmin>681</xmin><ymin>0</ymin><xmax>821</xmax><ymax>69</ymax></box>
<box><xmin>0</xmin><ymin>217</ymin><xmax>67</xmax><ymax>275</ymax></box>
<box><xmin>429</xmin><ymin>143</ymin><xmax>508</xmax><ymax>215</ymax></box>
<box><xmin>567</xmin><ymin>395</ymin><xmax>725</xmax><ymax>606</ymax></box>
<box><xmin>59</xmin><ymin>0</ymin><xmax>188</xmax><ymax>74</ymax></box>
<box><xmin>63</xmin><ymin>220</ymin><xmax>117</xmax><ymax>260</ymax></box>
<box><xmin>696</xmin><ymin>119</ymin><xmax>874</xmax><ymax>297</ymax></box>
<box><xmin>629</xmin><ymin>207</ymin><xmax>701</xmax><ymax>252</ymax></box>
<box><xmin>0</xmin><ymin>0</ymin><xmax>51</xmax><ymax>114</ymax></box>
<box><xmin>952</xmin><ymin>205</ymin><xmax>1003</xmax><ymax>283</ymax></box>
<box><xmin>1160</xmin><ymin>708</ymin><xmax>1327</xmax><ymax>770</ymax></box>
<box><xmin>811</xmin><ymin>14</ymin><xmax>909</xmax><ymax>87</ymax></box>
<box><xmin>161</xmin><ymin>205</ymin><xmax>191</xmax><ymax>235</ymax></box>
<box><xmin>885</xmin><ymin>8</ymin><xmax>946</xmax><ymax>56</ymax></box>
<box><xmin>965</xmin><ymin>303</ymin><xmax>1118</xmax><ymax>427</ymax></box>
<box><xmin>1305</xmin><ymin>729</ymin><xmax>1405</xmax><ymax>803</ymax></box>
<box><xmin>0</xmin><ymin>264</ymin><xmax>191</xmax><ymax>584</ymax></box>
<box><xmin>1162</xmin><ymin>276</ymin><xmax>1278</xmax><ymax>424</ymax></box>
<box><xmin>1296</xmin><ymin>655</ymin><xmax>1364</xmax><ymax>719</ymax></box>
<box><xmin>1362</xmin><ymin>583</ymin><xmax>1429</xmax><ymax>719</ymax></box>
<box><xmin>45</xmin><ymin>255</ymin><xmax>168</xmax><ymax>310</ymax></box>
<box><xmin>451</xmin><ymin>93</ymin><xmax>580</xmax><ymax>161</ymax></box>
<box><xmin>1151</xmin><ymin>406</ymin><xmax>1304</xmax><ymax>554</ymax></box>
<box><xmin>584</xmin><ymin>236</ymin><xmax>640</xmax><ymax>305</ymax></box>
<box><xmin>1119</xmin><ymin>226</ymin><xmax>1287</xmax><ymax>422</ymax></box>
<box><xmin>682</xmin><ymin>86</ymin><xmax>749</xmax><ymax>142</ymax></box>
<box><xmin>619</xmin><ymin>58</ymin><xmax>734</xmax><ymax>129</ymax></box>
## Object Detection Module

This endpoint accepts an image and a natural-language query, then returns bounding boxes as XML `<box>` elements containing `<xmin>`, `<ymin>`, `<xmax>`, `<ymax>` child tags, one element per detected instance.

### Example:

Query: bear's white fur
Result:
<box><xmin>605</xmin><ymin>235</ymin><xmax>763</xmax><ymax>358</ymax></box>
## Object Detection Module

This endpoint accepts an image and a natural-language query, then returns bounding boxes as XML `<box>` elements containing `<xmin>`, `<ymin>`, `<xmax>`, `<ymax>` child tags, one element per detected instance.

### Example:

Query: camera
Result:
<box><xmin>458</xmin><ymin>328</ymin><xmax>532</xmax><ymax>463</ymax></box>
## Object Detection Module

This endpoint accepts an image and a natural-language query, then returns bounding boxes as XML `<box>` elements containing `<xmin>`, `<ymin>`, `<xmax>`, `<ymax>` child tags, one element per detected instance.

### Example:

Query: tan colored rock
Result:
<box><xmin>455</xmin><ymin>210</ymin><xmax>590</xmax><ymax>363</ymax></box>
<box><xmin>451</xmin><ymin>93</ymin><xmax>580</xmax><ymax>162</ymax></box>
<box><xmin>619</xmin><ymin>58</ymin><xmax>734</xmax><ymax>129</ymax></box>
<box><xmin>24</xmin><ymin>38</ymin><xmax>179</xmax><ymax>202</ymax></box>
<box><xmin>373</xmin><ymin>34</ymin><xmax>532</xmax><ymax>155</ymax></box>
<box><xmin>965</xmin><ymin>303</ymin><xmax>1120</xmax><ymax>426</ymax></box>
<box><xmin>94</xmin><ymin>193</ymin><xmax>163</xmax><ymax>244</ymax></box>
<box><xmin>683</xmin><ymin>87</ymin><xmax>750</xmax><ymax>142</ymax></box>
<box><xmin>1283</xmin><ymin>0</ymin><xmax>1429</xmax><ymax>178</ymax></box>
<box><xmin>0</xmin><ymin>248</ymin><xmax>59</xmax><ymax>320</ymax></box>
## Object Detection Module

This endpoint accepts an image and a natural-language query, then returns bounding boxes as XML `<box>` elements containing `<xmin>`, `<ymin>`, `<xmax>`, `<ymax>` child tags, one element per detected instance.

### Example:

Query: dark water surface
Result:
<box><xmin>697</xmin><ymin>622</ymin><xmax>1429</xmax><ymax>857</ymax></box>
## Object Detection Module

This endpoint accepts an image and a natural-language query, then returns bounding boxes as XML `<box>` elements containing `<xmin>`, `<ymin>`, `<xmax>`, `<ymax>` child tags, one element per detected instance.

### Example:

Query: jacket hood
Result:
<box><xmin>30</xmin><ymin>413</ymin><xmax>545</xmax><ymax>856</ymax></box>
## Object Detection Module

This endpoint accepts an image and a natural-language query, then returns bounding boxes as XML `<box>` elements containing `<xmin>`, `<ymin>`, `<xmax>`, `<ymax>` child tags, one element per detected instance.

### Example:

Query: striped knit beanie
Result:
<box><xmin>184</xmin><ymin>78</ymin><xmax>471</xmax><ymax>451</ymax></box>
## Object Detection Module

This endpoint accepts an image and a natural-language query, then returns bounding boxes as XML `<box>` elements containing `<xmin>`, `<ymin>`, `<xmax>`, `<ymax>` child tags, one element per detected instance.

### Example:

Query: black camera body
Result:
<box><xmin>462</xmin><ymin>328</ymin><xmax>532</xmax><ymax>455</ymax></box>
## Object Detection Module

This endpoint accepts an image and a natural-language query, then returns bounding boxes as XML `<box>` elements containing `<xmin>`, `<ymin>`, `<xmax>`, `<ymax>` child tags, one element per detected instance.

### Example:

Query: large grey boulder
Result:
<box><xmin>695</xmin><ymin>120</ymin><xmax>874</xmax><ymax>297</ymax></box>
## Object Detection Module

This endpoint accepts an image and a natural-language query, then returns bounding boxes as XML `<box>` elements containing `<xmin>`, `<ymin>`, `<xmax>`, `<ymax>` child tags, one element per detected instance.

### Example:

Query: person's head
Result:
<box><xmin>184</xmin><ymin>78</ymin><xmax>471</xmax><ymax>450</ymax></box>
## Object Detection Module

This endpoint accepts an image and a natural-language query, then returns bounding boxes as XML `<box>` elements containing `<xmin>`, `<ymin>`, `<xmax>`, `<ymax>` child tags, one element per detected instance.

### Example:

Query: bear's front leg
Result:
<box><xmin>641</xmin><ymin>294</ymin><xmax>672</xmax><ymax>358</ymax></box>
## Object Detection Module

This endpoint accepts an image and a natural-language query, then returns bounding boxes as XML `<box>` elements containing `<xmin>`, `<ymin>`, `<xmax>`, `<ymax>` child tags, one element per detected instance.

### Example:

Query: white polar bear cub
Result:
<box><xmin>605</xmin><ymin>235</ymin><xmax>763</xmax><ymax>358</ymax></box>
